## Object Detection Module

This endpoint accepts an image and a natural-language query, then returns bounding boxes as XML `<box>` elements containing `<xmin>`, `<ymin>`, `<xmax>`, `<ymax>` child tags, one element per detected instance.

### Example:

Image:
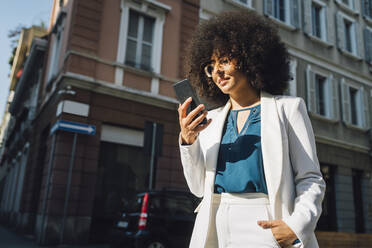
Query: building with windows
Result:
<box><xmin>0</xmin><ymin>26</ymin><xmax>47</xmax><ymax>226</ymax></box>
<box><xmin>1</xmin><ymin>0</ymin><xmax>200</xmax><ymax>245</ymax></box>
<box><xmin>199</xmin><ymin>0</ymin><xmax>372</xmax><ymax>246</ymax></box>
<box><xmin>1</xmin><ymin>0</ymin><xmax>372</xmax><ymax>246</ymax></box>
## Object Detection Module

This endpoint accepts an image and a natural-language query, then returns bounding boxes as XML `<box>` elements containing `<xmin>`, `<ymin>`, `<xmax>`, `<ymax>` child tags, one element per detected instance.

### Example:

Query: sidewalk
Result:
<box><xmin>0</xmin><ymin>225</ymin><xmax>38</xmax><ymax>248</ymax></box>
<box><xmin>0</xmin><ymin>225</ymin><xmax>109</xmax><ymax>248</ymax></box>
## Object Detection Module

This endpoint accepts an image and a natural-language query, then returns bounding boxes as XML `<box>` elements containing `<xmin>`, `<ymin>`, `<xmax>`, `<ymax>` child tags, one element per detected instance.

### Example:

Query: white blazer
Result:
<box><xmin>179</xmin><ymin>91</ymin><xmax>326</xmax><ymax>248</ymax></box>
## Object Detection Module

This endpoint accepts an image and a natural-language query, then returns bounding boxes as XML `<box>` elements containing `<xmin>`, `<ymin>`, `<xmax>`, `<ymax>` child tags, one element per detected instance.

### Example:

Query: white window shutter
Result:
<box><xmin>356</xmin><ymin>24</ymin><xmax>364</xmax><ymax>58</ymax></box>
<box><xmin>264</xmin><ymin>0</ymin><xmax>275</xmax><ymax>16</ymax></box>
<box><xmin>328</xmin><ymin>74</ymin><xmax>339</xmax><ymax>120</ymax></box>
<box><xmin>326</xmin><ymin>6</ymin><xmax>334</xmax><ymax>44</ymax></box>
<box><xmin>336</xmin><ymin>12</ymin><xmax>345</xmax><ymax>50</ymax></box>
<box><xmin>306</xmin><ymin>65</ymin><xmax>316</xmax><ymax>113</ymax></box>
<box><xmin>290</xmin><ymin>0</ymin><xmax>300</xmax><ymax>28</ymax></box>
<box><xmin>340</xmin><ymin>78</ymin><xmax>351</xmax><ymax>124</ymax></box>
<box><xmin>304</xmin><ymin>0</ymin><xmax>312</xmax><ymax>35</ymax></box>
<box><xmin>361</xmin><ymin>87</ymin><xmax>370</xmax><ymax>129</ymax></box>
<box><xmin>289</xmin><ymin>59</ymin><xmax>297</xmax><ymax>96</ymax></box>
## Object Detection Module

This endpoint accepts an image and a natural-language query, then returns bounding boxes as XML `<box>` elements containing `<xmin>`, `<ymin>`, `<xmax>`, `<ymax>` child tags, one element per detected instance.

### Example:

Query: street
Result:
<box><xmin>0</xmin><ymin>225</ymin><xmax>109</xmax><ymax>248</ymax></box>
<box><xmin>0</xmin><ymin>225</ymin><xmax>38</xmax><ymax>248</ymax></box>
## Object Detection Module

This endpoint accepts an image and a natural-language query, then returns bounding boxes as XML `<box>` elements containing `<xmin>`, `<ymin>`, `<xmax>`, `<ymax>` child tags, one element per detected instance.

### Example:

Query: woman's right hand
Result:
<box><xmin>178</xmin><ymin>97</ymin><xmax>212</xmax><ymax>145</ymax></box>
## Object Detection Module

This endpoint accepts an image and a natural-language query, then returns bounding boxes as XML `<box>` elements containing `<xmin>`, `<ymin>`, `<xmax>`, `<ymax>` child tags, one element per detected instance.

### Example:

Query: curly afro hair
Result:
<box><xmin>185</xmin><ymin>9</ymin><xmax>291</xmax><ymax>106</ymax></box>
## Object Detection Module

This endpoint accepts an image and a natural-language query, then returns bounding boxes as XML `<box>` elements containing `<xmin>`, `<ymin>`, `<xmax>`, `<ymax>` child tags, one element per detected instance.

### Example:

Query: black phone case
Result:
<box><xmin>173</xmin><ymin>79</ymin><xmax>207</xmax><ymax>125</ymax></box>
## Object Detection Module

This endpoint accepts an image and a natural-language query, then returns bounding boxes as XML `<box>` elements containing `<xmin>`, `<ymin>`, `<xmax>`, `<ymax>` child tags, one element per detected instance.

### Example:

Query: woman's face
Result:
<box><xmin>206</xmin><ymin>53</ymin><xmax>249</xmax><ymax>96</ymax></box>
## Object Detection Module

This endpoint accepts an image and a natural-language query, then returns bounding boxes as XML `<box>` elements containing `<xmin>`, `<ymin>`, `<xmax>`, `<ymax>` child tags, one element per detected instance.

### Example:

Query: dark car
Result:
<box><xmin>109</xmin><ymin>190</ymin><xmax>200</xmax><ymax>248</ymax></box>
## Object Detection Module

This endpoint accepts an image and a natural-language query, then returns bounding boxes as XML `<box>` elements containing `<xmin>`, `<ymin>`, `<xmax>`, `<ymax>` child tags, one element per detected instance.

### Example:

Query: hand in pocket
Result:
<box><xmin>257</xmin><ymin>219</ymin><xmax>298</xmax><ymax>247</ymax></box>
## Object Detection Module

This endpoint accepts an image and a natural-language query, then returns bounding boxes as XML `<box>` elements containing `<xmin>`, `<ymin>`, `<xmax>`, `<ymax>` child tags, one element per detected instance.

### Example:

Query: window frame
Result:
<box><xmin>336</xmin><ymin>11</ymin><xmax>362</xmax><ymax>59</ymax></box>
<box><xmin>340</xmin><ymin>78</ymin><xmax>370</xmax><ymax>129</ymax></box>
<box><xmin>115</xmin><ymin>0</ymin><xmax>170</xmax><ymax>92</ymax></box>
<box><xmin>125</xmin><ymin>10</ymin><xmax>156</xmax><ymax>71</ymax></box>
<box><xmin>311</xmin><ymin>0</ymin><xmax>327</xmax><ymax>41</ymax></box>
<box><xmin>352</xmin><ymin>169</ymin><xmax>365</xmax><ymax>233</ymax></box>
<box><xmin>316</xmin><ymin>164</ymin><xmax>337</xmax><ymax>232</ymax></box>
<box><xmin>304</xmin><ymin>0</ymin><xmax>334</xmax><ymax>47</ymax></box>
<box><xmin>363</xmin><ymin>26</ymin><xmax>372</xmax><ymax>63</ymax></box>
<box><xmin>306</xmin><ymin>65</ymin><xmax>339</xmax><ymax>121</ymax></box>
<box><xmin>47</xmin><ymin>11</ymin><xmax>66</xmax><ymax>85</ymax></box>
<box><xmin>315</xmin><ymin>73</ymin><xmax>328</xmax><ymax>116</ymax></box>
<box><xmin>264</xmin><ymin>0</ymin><xmax>300</xmax><ymax>30</ymax></box>
<box><xmin>362</xmin><ymin>0</ymin><xmax>372</xmax><ymax>23</ymax></box>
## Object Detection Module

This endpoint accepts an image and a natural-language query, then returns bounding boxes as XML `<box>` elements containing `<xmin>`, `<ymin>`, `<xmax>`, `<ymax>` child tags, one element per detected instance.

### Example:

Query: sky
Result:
<box><xmin>0</xmin><ymin>0</ymin><xmax>53</xmax><ymax>121</ymax></box>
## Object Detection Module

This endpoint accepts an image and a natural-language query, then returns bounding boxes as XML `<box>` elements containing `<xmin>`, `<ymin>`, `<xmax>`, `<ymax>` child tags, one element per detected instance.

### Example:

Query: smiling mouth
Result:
<box><xmin>218</xmin><ymin>77</ymin><xmax>230</xmax><ymax>85</ymax></box>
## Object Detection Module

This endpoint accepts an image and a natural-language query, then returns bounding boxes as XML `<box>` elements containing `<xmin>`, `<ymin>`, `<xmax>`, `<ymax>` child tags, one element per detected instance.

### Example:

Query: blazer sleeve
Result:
<box><xmin>179</xmin><ymin>134</ymin><xmax>205</xmax><ymax>197</ymax></box>
<box><xmin>282</xmin><ymin>98</ymin><xmax>326</xmax><ymax>246</ymax></box>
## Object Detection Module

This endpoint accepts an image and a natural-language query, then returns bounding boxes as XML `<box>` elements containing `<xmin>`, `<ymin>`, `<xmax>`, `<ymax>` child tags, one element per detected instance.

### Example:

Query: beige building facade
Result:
<box><xmin>199</xmin><ymin>0</ymin><xmax>372</xmax><ymax>246</ymax></box>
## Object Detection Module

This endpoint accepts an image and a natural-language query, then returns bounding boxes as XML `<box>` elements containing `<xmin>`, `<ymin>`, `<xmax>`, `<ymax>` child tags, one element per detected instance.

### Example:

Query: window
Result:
<box><xmin>344</xmin><ymin>19</ymin><xmax>353</xmax><ymax>52</ymax></box>
<box><xmin>340</xmin><ymin>79</ymin><xmax>370</xmax><ymax>129</ymax></box>
<box><xmin>315</xmin><ymin>74</ymin><xmax>327</xmax><ymax>116</ymax></box>
<box><xmin>349</xmin><ymin>87</ymin><xmax>358</xmax><ymax>125</ymax></box>
<box><xmin>125</xmin><ymin>10</ymin><xmax>155</xmax><ymax>71</ymax></box>
<box><xmin>115</xmin><ymin>0</ymin><xmax>170</xmax><ymax>86</ymax></box>
<box><xmin>264</xmin><ymin>0</ymin><xmax>300</xmax><ymax>28</ymax></box>
<box><xmin>362</xmin><ymin>0</ymin><xmax>372</xmax><ymax>18</ymax></box>
<box><xmin>336</xmin><ymin>12</ymin><xmax>362</xmax><ymax>58</ymax></box>
<box><xmin>304</xmin><ymin>0</ymin><xmax>333</xmax><ymax>44</ymax></box>
<box><xmin>352</xmin><ymin>169</ymin><xmax>365</xmax><ymax>233</ymax></box>
<box><xmin>312</xmin><ymin>4</ymin><xmax>322</xmax><ymax>38</ymax></box>
<box><xmin>275</xmin><ymin>0</ymin><xmax>286</xmax><ymax>22</ymax></box>
<box><xmin>90</xmin><ymin>141</ymin><xmax>150</xmax><ymax>241</ymax></box>
<box><xmin>306</xmin><ymin>65</ymin><xmax>339</xmax><ymax>120</ymax></box>
<box><xmin>47</xmin><ymin>11</ymin><xmax>66</xmax><ymax>83</ymax></box>
<box><xmin>47</xmin><ymin>32</ymin><xmax>62</xmax><ymax>82</ymax></box>
<box><xmin>363</xmin><ymin>27</ymin><xmax>372</xmax><ymax>63</ymax></box>
<box><xmin>317</xmin><ymin>164</ymin><xmax>337</xmax><ymax>231</ymax></box>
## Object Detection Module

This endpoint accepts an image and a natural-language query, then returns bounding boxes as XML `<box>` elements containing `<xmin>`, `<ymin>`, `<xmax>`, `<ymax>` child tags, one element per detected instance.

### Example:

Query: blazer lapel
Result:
<box><xmin>261</xmin><ymin>91</ymin><xmax>284</xmax><ymax>207</ymax></box>
<box><xmin>204</xmin><ymin>100</ymin><xmax>231</xmax><ymax>189</ymax></box>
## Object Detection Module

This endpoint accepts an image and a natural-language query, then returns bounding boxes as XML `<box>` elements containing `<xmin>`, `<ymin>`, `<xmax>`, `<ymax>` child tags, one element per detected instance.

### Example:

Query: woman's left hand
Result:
<box><xmin>257</xmin><ymin>219</ymin><xmax>298</xmax><ymax>247</ymax></box>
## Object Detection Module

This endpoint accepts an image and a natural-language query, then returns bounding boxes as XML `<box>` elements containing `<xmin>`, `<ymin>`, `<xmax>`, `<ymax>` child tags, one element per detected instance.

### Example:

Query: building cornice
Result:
<box><xmin>315</xmin><ymin>134</ymin><xmax>370</xmax><ymax>154</ymax></box>
<box><xmin>62</xmin><ymin>72</ymin><xmax>178</xmax><ymax>111</ymax></box>
<box><xmin>287</xmin><ymin>46</ymin><xmax>372</xmax><ymax>87</ymax></box>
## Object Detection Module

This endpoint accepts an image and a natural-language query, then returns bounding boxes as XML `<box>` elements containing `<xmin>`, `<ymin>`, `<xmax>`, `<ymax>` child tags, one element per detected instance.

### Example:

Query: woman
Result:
<box><xmin>177</xmin><ymin>10</ymin><xmax>325</xmax><ymax>248</ymax></box>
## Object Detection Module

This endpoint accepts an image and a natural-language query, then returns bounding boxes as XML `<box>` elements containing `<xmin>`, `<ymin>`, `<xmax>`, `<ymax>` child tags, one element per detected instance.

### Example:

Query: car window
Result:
<box><xmin>163</xmin><ymin>195</ymin><xmax>195</xmax><ymax>215</ymax></box>
<box><xmin>121</xmin><ymin>195</ymin><xmax>142</xmax><ymax>212</ymax></box>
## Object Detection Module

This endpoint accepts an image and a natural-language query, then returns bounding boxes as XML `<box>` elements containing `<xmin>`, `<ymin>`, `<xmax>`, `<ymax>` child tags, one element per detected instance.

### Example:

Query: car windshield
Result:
<box><xmin>120</xmin><ymin>192</ymin><xmax>199</xmax><ymax>214</ymax></box>
<box><xmin>148</xmin><ymin>194</ymin><xmax>195</xmax><ymax>215</ymax></box>
<box><xmin>121</xmin><ymin>195</ymin><xmax>143</xmax><ymax>213</ymax></box>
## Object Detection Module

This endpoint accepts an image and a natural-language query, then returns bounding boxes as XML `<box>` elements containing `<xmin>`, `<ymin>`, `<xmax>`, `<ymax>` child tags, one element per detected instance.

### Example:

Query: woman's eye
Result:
<box><xmin>220</xmin><ymin>59</ymin><xmax>229</xmax><ymax>64</ymax></box>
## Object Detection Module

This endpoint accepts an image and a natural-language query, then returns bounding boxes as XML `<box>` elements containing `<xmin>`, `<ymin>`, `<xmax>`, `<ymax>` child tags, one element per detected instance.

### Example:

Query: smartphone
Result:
<box><xmin>173</xmin><ymin>79</ymin><xmax>207</xmax><ymax>125</ymax></box>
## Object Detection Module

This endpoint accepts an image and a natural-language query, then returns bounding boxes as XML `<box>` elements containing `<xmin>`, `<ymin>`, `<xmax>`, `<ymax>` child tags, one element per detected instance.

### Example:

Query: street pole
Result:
<box><xmin>40</xmin><ymin>133</ymin><xmax>57</xmax><ymax>244</ymax></box>
<box><xmin>60</xmin><ymin>132</ymin><xmax>78</xmax><ymax>244</ymax></box>
<box><xmin>149</xmin><ymin>123</ymin><xmax>157</xmax><ymax>190</ymax></box>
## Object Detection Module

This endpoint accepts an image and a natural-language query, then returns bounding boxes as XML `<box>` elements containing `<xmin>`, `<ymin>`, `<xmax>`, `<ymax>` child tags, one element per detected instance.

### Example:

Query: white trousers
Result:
<box><xmin>205</xmin><ymin>192</ymin><xmax>281</xmax><ymax>248</ymax></box>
